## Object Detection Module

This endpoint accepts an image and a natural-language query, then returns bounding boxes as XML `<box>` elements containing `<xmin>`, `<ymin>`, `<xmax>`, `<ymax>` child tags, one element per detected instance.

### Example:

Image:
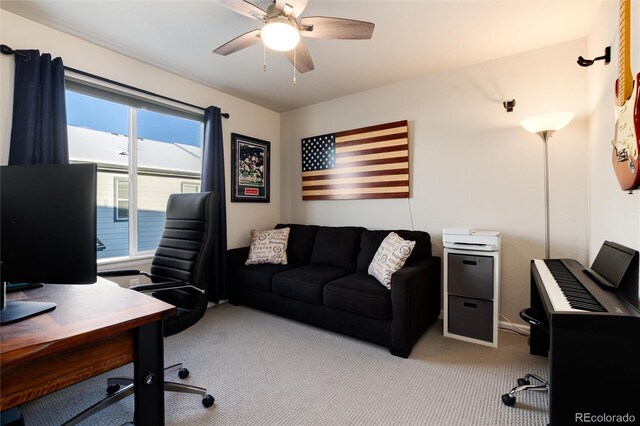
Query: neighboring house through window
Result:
<box><xmin>181</xmin><ymin>182</ymin><xmax>200</xmax><ymax>193</ymax></box>
<box><xmin>65</xmin><ymin>76</ymin><xmax>204</xmax><ymax>261</ymax></box>
<box><xmin>114</xmin><ymin>177</ymin><xmax>129</xmax><ymax>221</ymax></box>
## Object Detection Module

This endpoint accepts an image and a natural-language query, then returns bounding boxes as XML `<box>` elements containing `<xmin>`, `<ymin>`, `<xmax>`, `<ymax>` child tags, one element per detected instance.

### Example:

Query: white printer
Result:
<box><xmin>442</xmin><ymin>228</ymin><xmax>501</xmax><ymax>252</ymax></box>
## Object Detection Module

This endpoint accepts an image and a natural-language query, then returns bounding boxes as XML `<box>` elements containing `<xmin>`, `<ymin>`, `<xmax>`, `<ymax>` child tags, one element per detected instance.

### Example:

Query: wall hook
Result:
<box><xmin>503</xmin><ymin>99</ymin><xmax>516</xmax><ymax>112</ymax></box>
<box><xmin>577</xmin><ymin>46</ymin><xmax>610</xmax><ymax>67</ymax></box>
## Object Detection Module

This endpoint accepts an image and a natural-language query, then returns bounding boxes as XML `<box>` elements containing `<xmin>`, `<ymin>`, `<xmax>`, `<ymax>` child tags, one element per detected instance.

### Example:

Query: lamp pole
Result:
<box><xmin>536</xmin><ymin>130</ymin><xmax>554</xmax><ymax>259</ymax></box>
<box><xmin>520</xmin><ymin>111</ymin><xmax>574</xmax><ymax>260</ymax></box>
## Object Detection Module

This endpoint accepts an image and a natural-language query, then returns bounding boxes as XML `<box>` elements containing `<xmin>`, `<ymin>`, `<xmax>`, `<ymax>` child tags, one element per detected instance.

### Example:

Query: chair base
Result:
<box><xmin>501</xmin><ymin>373</ymin><xmax>549</xmax><ymax>406</ymax></box>
<box><xmin>62</xmin><ymin>363</ymin><xmax>214</xmax><ymax>426</ymax></box>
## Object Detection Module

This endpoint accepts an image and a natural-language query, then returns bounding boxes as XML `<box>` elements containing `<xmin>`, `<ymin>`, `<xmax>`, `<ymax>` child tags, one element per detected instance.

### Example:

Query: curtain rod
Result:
<box><xmin>1</xmin><ymin>44</ymin><xmax>230</xmax><ymax>119</ymax></box>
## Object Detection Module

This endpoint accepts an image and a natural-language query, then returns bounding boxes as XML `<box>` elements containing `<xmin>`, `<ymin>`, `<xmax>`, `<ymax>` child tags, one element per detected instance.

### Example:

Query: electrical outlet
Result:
<box><xmin>130</xmin><ymin>278</ymin><xmax>139</xmax><ymax>286</ymax></box>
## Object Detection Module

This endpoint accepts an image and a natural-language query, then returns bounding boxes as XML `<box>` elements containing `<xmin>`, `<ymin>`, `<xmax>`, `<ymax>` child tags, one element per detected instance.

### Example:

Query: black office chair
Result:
<box><xmin>63</xmin><ymin>192</ymin><xmax>218</xmax><ymax>425</ymax></box>
<box><xmin>501</xmin><ymin>308</ymin><xmax>549</xmax><ymax>406</ymax></box>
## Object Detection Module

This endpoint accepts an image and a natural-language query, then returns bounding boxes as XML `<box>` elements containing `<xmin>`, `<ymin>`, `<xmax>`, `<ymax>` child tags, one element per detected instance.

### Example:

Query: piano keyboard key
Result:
<box><xmin>533</xmin><ymin>259</ymin><xmax>606</xmax><ymax>312</ymax></box>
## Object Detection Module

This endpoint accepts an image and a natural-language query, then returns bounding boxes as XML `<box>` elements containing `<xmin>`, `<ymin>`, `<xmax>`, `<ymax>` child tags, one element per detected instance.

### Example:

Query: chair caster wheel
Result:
<box><xmin>501</xmin><ymin>394</ymin><xmax>516</xmax><ymax>406</ymax></box>
<box><xmin>517</xmin><ymin>378</ymin><xmax>530</xmax><ymax>386</ymax></box>
<box><xmin>202</xmin><ymin>394</ymin><xmax>215</xmax><ymax>408</ymax></box>
<box><xmin>178</xmin><ymin>368</ymin><xmax>189</xmax><ymax>379</ymax></box>
<box><xmin>107</xmin><ymin>384</ymin><xmax>120</xmax><ymax>395</ymax></box>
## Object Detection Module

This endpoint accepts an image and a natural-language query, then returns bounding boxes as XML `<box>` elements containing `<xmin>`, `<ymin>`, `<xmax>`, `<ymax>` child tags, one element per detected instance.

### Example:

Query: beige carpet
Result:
<box><xmin>19</xmin><ymin>304</ymin><xmax>549</xmax><ymax>425</ymax></box>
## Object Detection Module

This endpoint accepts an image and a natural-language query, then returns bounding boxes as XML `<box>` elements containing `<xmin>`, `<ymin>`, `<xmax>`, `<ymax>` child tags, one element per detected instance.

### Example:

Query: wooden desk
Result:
<box><xmin>0</xmin><ymin>278</ymin><xmax>175</xmax><ymax>425</ymax></box>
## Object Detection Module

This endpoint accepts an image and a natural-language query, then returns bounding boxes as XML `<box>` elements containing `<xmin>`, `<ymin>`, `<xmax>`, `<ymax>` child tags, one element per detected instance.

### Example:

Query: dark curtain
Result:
<box><xmin>202</xmin><ymin>106</ymin><xmax>228</xmax><ymax>302</ymax></box>
<box><xmin>9</xmin><ymin>50</ymin><xmax>68</xmax><ymax>165</ymax></box>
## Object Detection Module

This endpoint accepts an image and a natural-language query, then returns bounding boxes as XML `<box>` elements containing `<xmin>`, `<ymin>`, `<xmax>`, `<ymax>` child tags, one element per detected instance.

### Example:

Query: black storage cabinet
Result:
<box><xmin>445</xmin><ymin>252</ymin><xmax>498</xmax><ymax>345</ymax></box>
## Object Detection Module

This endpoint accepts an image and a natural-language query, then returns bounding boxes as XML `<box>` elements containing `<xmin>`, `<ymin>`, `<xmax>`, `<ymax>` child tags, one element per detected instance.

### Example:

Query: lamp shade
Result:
<box><xmin>261</xmin><ymin>17</ymin><xmax>300</xmax><ymax>52</ymax></box>
<box><xmin>520</xmin><ymin>112</ymin><xmax>575</xmax><ymax>134</ymax></box>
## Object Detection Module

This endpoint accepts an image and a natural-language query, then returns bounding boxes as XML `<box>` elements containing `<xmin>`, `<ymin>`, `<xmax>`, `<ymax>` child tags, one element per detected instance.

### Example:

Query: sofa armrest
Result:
<box><xmin>227</xmin><ymin>246</ymin><xmax>250</xmax><ymax>304</ymax></box>
<box><xmin>390</xmin><ymin>256</ymin><xmax>441</xmax><ymax>357</ymax></box>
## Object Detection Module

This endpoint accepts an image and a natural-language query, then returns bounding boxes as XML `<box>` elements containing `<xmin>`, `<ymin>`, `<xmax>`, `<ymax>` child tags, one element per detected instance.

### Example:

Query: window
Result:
<box><xmin>66</xmin><ymin>79</ymin><xmax>203</xmax><ymax>261</ymax></box>
<box><xmin>181</xmin><ymin>182</ymin><xmax>201</xmax><ymax>193</ymax></box>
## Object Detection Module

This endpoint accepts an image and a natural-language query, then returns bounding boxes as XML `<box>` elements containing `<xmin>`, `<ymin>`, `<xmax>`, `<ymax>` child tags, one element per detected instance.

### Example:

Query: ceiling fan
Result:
<box><xmin>213</xmin><ymin>0</ymin><xmax>375</xmax><ymax>75</ymax></box>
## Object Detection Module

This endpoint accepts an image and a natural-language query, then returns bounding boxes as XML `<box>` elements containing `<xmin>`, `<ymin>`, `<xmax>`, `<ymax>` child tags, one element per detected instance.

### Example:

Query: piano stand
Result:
<box><xmin>501</xmin><ymin>373</ymin><xmax>549</xmax><ymax>407</ymax></box>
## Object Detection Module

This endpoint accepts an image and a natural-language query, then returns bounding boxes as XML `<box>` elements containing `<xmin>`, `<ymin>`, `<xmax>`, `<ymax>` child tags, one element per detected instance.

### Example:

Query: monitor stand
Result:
<box><xmin>1</xmin><ymin>282</ymin><xmax>56</xmax><ymax>325</ymax></box>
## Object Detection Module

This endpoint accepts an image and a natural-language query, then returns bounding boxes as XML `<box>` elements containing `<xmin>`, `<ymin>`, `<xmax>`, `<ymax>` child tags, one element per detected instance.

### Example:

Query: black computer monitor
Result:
<box><xmin>1</xmin><ymin>163</ymin><xmax>97</xmax><ymax>324</ymax></box>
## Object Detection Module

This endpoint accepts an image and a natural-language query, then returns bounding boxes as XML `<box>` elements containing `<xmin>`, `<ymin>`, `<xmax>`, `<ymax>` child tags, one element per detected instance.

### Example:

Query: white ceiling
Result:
<box><xmin>1</xmin><ymin>0</ymin><xmax>602</xmax><ymax>113</ymax></box>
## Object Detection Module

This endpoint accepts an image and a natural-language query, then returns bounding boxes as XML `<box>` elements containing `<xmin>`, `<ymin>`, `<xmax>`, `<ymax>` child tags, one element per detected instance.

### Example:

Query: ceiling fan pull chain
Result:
<box><xmin>293</xmin><ymin>47</ymin><xmax>297</xmax><ymax>84</ymax></box>
<box><xmin>263</xmin><ymin>44</ymin><xmax>267</xmax><ymax>71</ymax></box>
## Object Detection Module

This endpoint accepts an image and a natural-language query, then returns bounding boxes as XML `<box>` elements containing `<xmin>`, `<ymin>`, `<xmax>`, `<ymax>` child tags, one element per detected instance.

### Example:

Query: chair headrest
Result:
<box><xmin>166</xmin><ymin>192</ymin><xmax>217</xmax><ymax>221</ymax></box>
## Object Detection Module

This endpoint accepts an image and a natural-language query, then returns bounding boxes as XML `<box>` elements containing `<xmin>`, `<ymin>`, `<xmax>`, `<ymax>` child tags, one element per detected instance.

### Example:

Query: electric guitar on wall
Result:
<box><xmin>612</xmin><ymin>0</ymin><xmax>640</xmax><ymax>191</ymax></box>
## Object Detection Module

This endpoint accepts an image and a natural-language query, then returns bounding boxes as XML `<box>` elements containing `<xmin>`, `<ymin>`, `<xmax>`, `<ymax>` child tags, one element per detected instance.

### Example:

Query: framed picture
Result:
<box><xmin>231</xmin><ymin>133</ymin><xmax>270</xmax><ymax>202</ymax></box>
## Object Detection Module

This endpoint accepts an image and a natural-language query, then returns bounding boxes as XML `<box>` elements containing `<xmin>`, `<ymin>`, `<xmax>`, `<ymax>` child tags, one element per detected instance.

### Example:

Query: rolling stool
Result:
<box><xmin>501</xmin><ymin>308</ymin><xmax>549</xmax><ymax>406</ymax></box>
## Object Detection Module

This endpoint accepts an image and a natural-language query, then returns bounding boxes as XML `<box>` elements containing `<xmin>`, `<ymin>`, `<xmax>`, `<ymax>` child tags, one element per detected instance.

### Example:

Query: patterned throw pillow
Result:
<box><xmin>245</xmin><ymin>227</ymin><xmax>290</xmax><ymax>265</ymax></box>
<box><xmin>368</xmin><ymin>232</ymin><xmax>416</xmax><ymax>289</ymax></box>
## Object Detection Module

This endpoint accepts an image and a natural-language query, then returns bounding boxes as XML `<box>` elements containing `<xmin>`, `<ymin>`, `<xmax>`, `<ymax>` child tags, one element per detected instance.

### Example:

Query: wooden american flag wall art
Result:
<box><xmin>301</xmin><ymin>120</ymin><xmax>410</xmax><ymax>200</ymax></box>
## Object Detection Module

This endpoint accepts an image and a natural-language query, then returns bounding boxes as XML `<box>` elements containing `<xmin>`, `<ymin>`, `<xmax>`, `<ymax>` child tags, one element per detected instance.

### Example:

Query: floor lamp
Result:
<box><xmin>520</xmin><ymin>112</ymin><xmax>575</xmax><ymax>259</ymax></box>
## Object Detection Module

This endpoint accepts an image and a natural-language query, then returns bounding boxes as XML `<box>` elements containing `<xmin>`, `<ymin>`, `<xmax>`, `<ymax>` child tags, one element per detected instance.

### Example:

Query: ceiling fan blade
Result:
<box><xmin>213</xmin><ymin>29</ymin><xmax>262</xmax><ymax>56</ymax></box>
<box><xmin>275</xmin><ymin>0</ymin><xmax>309</xmax><ymax>18</ymax></box>
<box><xmin>299</xmin><ymin>17</ymin><xmax>375</xmax><ymax>39</ymax></box>
<box><xmin>284</xmin><ymin>39</ymin><xmax>314</xmax><ymax>73</ymax></box>
<box><xmin>218</xmin><ymin>0</ymin><xmax>267</xmax><ymax>21</ymax></box>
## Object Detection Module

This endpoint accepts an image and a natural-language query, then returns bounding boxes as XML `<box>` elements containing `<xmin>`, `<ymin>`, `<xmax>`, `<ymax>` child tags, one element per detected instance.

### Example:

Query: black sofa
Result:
<box><xmin>227</xmin><ymin>224</ymin><xmax>441</xmax><ymax>358</ymax></box>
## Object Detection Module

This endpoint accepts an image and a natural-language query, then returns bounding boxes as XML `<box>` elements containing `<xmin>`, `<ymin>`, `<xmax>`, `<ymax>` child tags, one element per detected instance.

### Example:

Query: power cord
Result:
<box><xmin>406</xmin><ymin>197</ymin><xmax>415</xmax><ymax>230</ymax></box>
<box><xmin>499</xmin><ymin>314</ymin><xmax>530</xmax><ymax>336</ymax></box>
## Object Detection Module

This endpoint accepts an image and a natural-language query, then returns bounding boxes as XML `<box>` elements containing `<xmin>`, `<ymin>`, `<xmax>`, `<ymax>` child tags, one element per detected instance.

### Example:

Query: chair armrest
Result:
<box><xmin>98</xmin><ymin>270</ymin><xmax>153</xmax><ymax>279</ymax></box>
<box><xmin>130</xmin><ymin>281</ymin><xmax>205</xmax><ymax>294</ymax></box>
<box><xmin>390</xmin><ymin>256</ymin><xmax>441</xmax><ymax>357</ymax></box>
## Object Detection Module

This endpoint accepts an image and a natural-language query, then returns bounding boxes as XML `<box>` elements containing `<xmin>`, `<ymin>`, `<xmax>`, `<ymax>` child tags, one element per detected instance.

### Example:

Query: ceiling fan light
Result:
<box><xmin>261</xmin><ymin>17</ymin><xmax>300</xmax><ymax>52</ymax></box>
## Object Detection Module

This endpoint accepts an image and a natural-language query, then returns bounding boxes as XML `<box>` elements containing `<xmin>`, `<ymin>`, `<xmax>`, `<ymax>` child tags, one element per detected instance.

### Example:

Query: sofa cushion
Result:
<box><xmin>272</xmin><ymin>264</ymin><xmax>351</xmax><ymax>304</ymax></box>
<box><xmin>323</xmin><ymin>272</ymin><xmax>392</xmax><ymax>320</ymax></box>
<box><xmin>245</xmin><ymin>227</ymin><xmax>290</xmax><ymax>265</ymax></box>
<box><xmin>357</xmin><ymin>229</ymin><xmax>431</xmax><ymax>271</ymax></box>
<box><xmin>275</xmin><ymin>223</ymin><xmax>320</xmax><ymax>264</ymax></box>
<box><xmin>237</xmin><ymin>263</ymin><xmax>300</xmax><ymax>292</ymax></box>
<box><xmin>368</xmin><ymin>232</ymin><xmax>416</xmax><ymax>289</ymax></box>
<box><xmin>310</xmin><ymin>226</ymin><xmax>365</xmax><ymax>270</ymax></box>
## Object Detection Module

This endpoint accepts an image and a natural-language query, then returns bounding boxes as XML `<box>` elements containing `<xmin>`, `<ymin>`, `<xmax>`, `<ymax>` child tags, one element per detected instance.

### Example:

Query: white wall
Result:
<box><xmin>587</xmin><ymin>1</ymin><xmax>640</xmax><ymax>262</ymax></box>
<box><xmin>0</xmin><ymin>10</ymin><xmax>281</xmax><ymax>250</ymax></box>
<box><xmin>281</xmin><ymin>40</ymin><xmax>590</xmax><ymax>324</ymax></box>
<box><xmin>586</xmin><ymin>0</ymin><xmax>640</xmax><ymax>301</ymax></box>
<box><xmin>3</xmin><ymin>4</ymin><xmax>638</xmax><ymax>320</ymax></box>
